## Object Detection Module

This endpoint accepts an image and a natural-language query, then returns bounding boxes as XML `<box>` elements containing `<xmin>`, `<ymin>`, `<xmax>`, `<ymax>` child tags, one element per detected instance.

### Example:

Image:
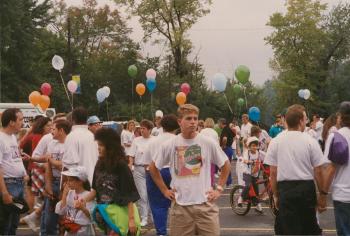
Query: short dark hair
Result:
<box><xmin>32</xmin><ymin>117</ymin><xmax>52</xmax><ymax>134</ymax></box>
<box><xmin>1</xmin><ymin>108</ymin><xmax>21</xmax><ymax>127</ymax></box>
<box><xmin>54</xmin><ymin>120</ymin><xmax>72</xmax><ymax>134</ymax></box>
<box><xmin>72</xmin><ymin>107</ymin><xmax>88</xmax><ymax>125</ymax></box>
<box><xmin>251</xmin><ymin>125</ymin><xmax>261</xmax><ymax>137</ymax></box>
<box><xmin>286</xmin><ymin>104</ymin><xmax>305</xmax><ymax>129</ymax></box>
<box><xmin>218</xmin><ymin>118</ymin><xmax>227</xmax><ymax>125</ymax></box>
<box><xmin>339</xmin><ymin>101</ymin><xmax>350</xmax><ymax>127</ymax></box>
<box><xmin>161</xmin><ymin>114</ymin><xmax>179</xmax><ymax>132</ymax></box>
<box><xmin>140</xmin><ymin>119</ymin><xmax>154</xmax><ymax>130</ymax></box>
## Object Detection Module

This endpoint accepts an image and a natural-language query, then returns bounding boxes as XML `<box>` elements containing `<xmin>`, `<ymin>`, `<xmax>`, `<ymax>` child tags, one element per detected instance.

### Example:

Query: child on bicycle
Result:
<box><xmin>238</xmin><ymin>136</ymin><xmax>266</xmax><ymax>213</ymax></box>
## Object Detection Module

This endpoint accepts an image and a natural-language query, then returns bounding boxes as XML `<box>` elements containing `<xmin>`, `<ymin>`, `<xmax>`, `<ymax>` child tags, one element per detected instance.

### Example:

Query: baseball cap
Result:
<box><xmin>61</xmin><ymin>166</ymin><xmax>88</xmax><ymax>182</ymax></box>
<box><xmin>339</xmin><ymin>101</ymin><xmax>350</xmax><ymax>115</ymax></box>
<box><xmin>87</xmin><ymin>116</ymin><xmax>102</xmax><ymax>125</ymax></box>
<box><xmin>247</xmin><ymin>136</ymin><xmax>259</xmax><ymax>146</ymax></box>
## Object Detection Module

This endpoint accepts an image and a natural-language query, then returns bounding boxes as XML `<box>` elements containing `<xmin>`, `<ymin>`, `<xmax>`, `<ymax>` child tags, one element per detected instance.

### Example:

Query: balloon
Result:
<box><xmin>135</xmin><ymin>83</ymin><xmax>146</xmax><ymax>96</ymax></box>
<box><xmin>67</xmin><ymin>80</ymin><xmax>78</xmax><ymax>93</ymax></box>
<box><xmin>155</xmin><ymin>110</ymin><xmax>163</xmax><ymax>117</ymax></box>
<box><xmin>39</xmin><ymin>95</ymin><xmax>50</xmax><ymax>111</ymax></box>
<box><xmin>212</xmin><ymin>73</ymin><xmax>227</xmax><ymax>92</ymax></box>
<box><xmin>146</xmin><ymin>78</ymin><xmax>156</xmax><ymax>92</ymax></box>
<box><xmin>235</xmin><ymin>65</ymin><xmax>250</xmax><ymax>84</ymax></box>
<box><xmin>146</xmin><ymin>69</ymin><xmax>157</xmax><ymax>79</ymax></box>
<box><xmin>128</xmin><ymin>65</ymin><xmax>138</xmax><ymax>78</ymax></box>
<box><xmin>180</xmin><ymin>83</ymin><xmax>191</xmax><ymax>95</ymax></box>
<box><xmin>96</xmin><ymin>88</ymin><xmax>106</xmax><ymax>103</ymax></box>
<box><xmin>303</xmin><ymin>89</ymin><xmax>311</xmax><ymax>100</ymax></box>
<box><xmin>103</xmin><ymin>86</ymin><xmax>110</xmax><ymax>98</ymax></box>
<box><xmin>248</xmin><ymin>106</ymin><xmax>261</xmax><ymax>122</ymax></box>
<box><xmin>237</xmin><ymin>98</ymin><xmax>245</xmax><ymax>106</ymax></box>
<box><xmin>233</xmin><ymin>84</ymin><xmax>241</xmax><ymax>94</ymax></box>
<box><xmin>52</xmin><ymin>55</ymin><xmax>64</xmax><ymax>71</ymax></box>
<box><xmin>29</xmin><ymin>91</ymin><xmax>41</xmax><ymax>106</ymax></box>
<box><xmin>41</xmin><ymin>83</ymin><xmax>52</xmax><ymax>96</ymax></box>
<box><xmin>298</xmin><ymin>89</ymin><xmax>305</xmax><ymax>98</ymax></box>
<box><xmin>176</xmin><ymin>92</ymin><xmax>186</xmax><ymax>105</ymax></box>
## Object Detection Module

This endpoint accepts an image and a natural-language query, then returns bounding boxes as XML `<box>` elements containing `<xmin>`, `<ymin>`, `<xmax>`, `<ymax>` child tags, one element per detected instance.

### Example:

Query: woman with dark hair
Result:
<box><xmin>88</xmin><ymin>128</ymin><xmax>141</xmax><ymax>236</ymax></box>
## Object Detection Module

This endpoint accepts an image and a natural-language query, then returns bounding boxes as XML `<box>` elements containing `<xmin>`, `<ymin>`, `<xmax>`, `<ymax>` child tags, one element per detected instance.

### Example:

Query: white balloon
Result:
<box><xmin>155</xmin><ymin>110</ymin><xmax>163</xmax><ymax>118</ymax></box>
<box><xmin>52</xmin><ymin>55</ymin><xmax>64</xmax><ymax>71</ymax></box>
<box><xmin>303</xmin><ymin>89</ymin><xmax>311</xmax><ymax>100</ymax></box>
<box><xmin>96</xmin><ymin>88</ymin><xmax>106</xmax><ymax>103</ymax></box>
<box><xmin>103</xmin><ymin>86</ymin><xmax>110</xmax><ymax>98</ymax></box>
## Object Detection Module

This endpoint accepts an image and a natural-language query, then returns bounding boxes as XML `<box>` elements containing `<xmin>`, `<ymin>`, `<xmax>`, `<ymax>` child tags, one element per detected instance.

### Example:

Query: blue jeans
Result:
<box><xmin>146</xmin><ymin>168</ymin><xmax>171</xmax><ymax>236</ymax></box>
<box><xmin>0</xmin><ymin>178</ymin><xmax>24</xmax><ymax>235</ymax></box>
<box><xmin>223</xmin><ymin>147</ymin><xmax>233</xmax><ymax>186</ymax></box>
<box><xmin>334</xmin><ymin>200</ymin><xmax>350</xmax><ymax>236</ymax></box>
<box><xmin>40</xmin><ymin>179</ymin><xmax>60</xmax><ymax>236</ymax></box>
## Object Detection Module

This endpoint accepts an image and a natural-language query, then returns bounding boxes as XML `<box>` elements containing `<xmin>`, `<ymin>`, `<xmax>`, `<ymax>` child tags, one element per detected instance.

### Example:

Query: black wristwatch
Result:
<box><xmin>320</xmin><ymin>190</ymin><xmax>328</xmax><ymax>195</ymax></box>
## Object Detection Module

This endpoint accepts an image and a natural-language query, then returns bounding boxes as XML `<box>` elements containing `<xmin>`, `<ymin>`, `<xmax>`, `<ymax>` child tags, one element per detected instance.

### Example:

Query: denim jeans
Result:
<box><xmin>146</xmin><ymin>168</ymin><xmax>171</xmax><ymax>235</ymax></box>
<box><xmin>0</xmin><ymin>178</ymin><xmax>24</xmax><ymax>235</ymax></box>
<box><xmin>334</xmin><ymin>200</ymin><xmax>350</xmax><ymax>236</ymax></box>
<box><xmin>40</xmin><ymin>179</ymin><xmax>60</xmax><ymax>236</ymax></box>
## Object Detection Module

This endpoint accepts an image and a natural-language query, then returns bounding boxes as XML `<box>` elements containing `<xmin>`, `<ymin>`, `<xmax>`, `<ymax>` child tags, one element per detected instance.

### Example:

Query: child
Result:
<box><xmin>238</xmin><ymin>136</ymin><xmax>265</xmax><ymax>213</ymax></box>
<box><xmin>55</xmin><ymin>166</ymin><xmax>95</xmax><ymax>236</ymax></box>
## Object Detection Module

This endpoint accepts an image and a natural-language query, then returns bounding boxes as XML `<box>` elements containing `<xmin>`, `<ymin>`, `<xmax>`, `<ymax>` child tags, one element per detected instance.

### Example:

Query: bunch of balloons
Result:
<box><xmin>146</xmin><ymin>69</ymin><xmax>157</xmax><ymax>92</ymax></box>
<box><xmin>175</xmin><ymin>83</ymin><xmax>191</xmax><ymax>105</ymax></box>
<box><xmin>96</xmin><ymin>86</ymin><xmax>111</xmax><ymax>103</ymax></box>
<box><xmin>298</xmin><ymin>89</ymin><xmax>311</xmax><ymax>100</ymax></box>
<box><xmin>28</xmin><ymin>82</ymin><xmax>53</xmax><ymax>111</ymax></box>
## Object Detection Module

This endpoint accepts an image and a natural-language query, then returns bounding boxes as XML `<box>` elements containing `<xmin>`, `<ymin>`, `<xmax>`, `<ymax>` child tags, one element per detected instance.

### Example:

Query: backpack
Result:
<box><xmin>328</xmin><ymin>132</ymin><xmax>349</xmax><ymax>165</ymax></box>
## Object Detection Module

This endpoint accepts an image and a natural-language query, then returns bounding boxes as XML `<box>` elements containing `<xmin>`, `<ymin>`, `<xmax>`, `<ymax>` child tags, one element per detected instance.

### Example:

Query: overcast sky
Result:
<box><xmin>66</xmin><ymin>0</ymin><xmax>342</xmax><ymax>86</ymax></box>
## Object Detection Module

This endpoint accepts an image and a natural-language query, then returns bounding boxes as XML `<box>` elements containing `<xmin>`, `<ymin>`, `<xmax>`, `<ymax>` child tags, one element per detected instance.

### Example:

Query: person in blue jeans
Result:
<box><xmin>144</xmin><ymin>114</ymin><xmax>179</xmax><ymax>236</ymax></box>
<box><xmin>219</xmin><ymin>118</ymin><xmax>235</xmax><ymax>188</ymax></box>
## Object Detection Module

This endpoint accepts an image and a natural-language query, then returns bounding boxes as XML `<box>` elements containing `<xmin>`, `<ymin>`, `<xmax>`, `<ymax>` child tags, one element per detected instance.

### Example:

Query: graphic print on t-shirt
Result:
<box><xmin>174</xmin><ymin>144</ymin><xmax>202</xmax><ymax>176</ymax></box>
<box><xmin>10</xmin><ymin>145</ymin><xmax>22</xmax><ymax>162</ymax></box>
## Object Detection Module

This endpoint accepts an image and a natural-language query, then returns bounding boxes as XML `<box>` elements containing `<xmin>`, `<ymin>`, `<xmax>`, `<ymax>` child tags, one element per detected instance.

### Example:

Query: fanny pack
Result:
<box><xmin>59</xmin><ymin>217</ymin><xmax>82</xmax><ymax>233</ymax></box>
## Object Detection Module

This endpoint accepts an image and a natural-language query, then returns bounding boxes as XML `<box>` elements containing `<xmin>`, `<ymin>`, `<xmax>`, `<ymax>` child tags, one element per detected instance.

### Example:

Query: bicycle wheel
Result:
<box><xmin>268</xmin><ymin>189</ymin><xmax>278</xmax><ymax>217</ymax></box>
<box><xmin>230</xmin><ymin>185</ymin><xmax>251</xmax><ymax>216</ymax></box>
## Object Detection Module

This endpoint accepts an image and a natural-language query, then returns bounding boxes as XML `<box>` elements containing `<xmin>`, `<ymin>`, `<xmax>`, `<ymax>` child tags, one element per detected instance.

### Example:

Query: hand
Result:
<box><xmin>206</xmin><ymin>189</ymin><xmax>222</xmax><ymax>202</ymax></box>
<box><xmin>128</xmin><ymin>218</ymin><xmax>137</xmax><ymax>235</ymax></box>
<box><xmin>317</xmin><ymin>194</ymin><xmax>327</xmax><ymax>213</ymax></box>
<box><xmin>2</xmin><ymin>192</ymin><xmax>13</xmax><ymax>205</ymax></box>
<box><xmin>162</xmin><ymin>188</ymin><xmax>176</xmax><ymax>201</ymax></box>
<box><xmin>21</xmin><ymin>152</ymin><xmax>31</xmax><ymax>161</ymax></box>
<box><xmin>62</xmin><ymin>183</ymin><xmax>70</xmax><ymax>197</ymax></box>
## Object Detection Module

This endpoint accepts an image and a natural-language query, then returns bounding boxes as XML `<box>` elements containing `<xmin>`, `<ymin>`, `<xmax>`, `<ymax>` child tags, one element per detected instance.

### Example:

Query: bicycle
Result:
<box><xmin>230</xmin><ymin>161</ymin><xmax>278</xmax><ymax>216</ymax></box>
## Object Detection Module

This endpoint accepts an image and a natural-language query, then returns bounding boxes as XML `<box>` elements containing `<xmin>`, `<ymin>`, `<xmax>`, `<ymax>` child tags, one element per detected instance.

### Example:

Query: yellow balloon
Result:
<box><xmin>136</xmin><ymin>83</ymin><xmax>146</xmax><ymax>96</ymax></box>
<box><xmin>176</xmin><ymin>92</ymin><xmax>186</xmax><ymax>105</ymax></box>
<box><xmin>29</xmin><ymin>91</ymin><xmax>41</xmax><ymax>106</ymax></box>
<box><xmin>39</xmin><ymin>95</ymin><xmax>50</xmax><ymax>111</ymax></box>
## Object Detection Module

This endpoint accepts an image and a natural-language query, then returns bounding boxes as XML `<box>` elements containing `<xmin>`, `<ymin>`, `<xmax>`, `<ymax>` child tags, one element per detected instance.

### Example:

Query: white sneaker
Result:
<box><xmin>21</xmin><ymin>212</ymin><xmax>38</xmax><ymax>232</ymax></box>
<box><xmin>140</xmin><ymin>219</ymin><xmax>148</xmax><ymax>227</ymax></box>
<box><xmin>255</xmin><ymin>203</ymin><xmax>263</xmax><ymax>213</ymax></box>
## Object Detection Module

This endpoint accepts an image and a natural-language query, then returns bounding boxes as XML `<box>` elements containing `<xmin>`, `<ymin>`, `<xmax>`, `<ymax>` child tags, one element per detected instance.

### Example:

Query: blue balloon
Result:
<box><xmin>146</xmin><ymin>78</ymin><xmax>156</xmax><ymax>92</ymax></box>
<box><xmin>298</xmin><ymin>89</ymin><xmax>305</xmax><ymax>98</ymax></box>
<box><xmin>96</xmin><ymin>88</ymin><xmax>106</xmax><ymax>103</ymax></box>
<box><xmin>248</xmin><ymin>106</ymin><xmax>261</xmax><ymax>122</ymax></box>
<box><xmin>212</xmin><ymin>73</ymin><xmax>227</xmax><ymax>92</ymax></box>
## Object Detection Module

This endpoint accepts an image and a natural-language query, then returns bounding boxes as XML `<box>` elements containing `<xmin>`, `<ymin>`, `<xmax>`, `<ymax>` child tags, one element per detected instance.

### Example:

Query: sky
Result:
<box><xmin>66</xmin><ymin>0</ymin><xmax>343</xmax><ymax>86</ymax></box>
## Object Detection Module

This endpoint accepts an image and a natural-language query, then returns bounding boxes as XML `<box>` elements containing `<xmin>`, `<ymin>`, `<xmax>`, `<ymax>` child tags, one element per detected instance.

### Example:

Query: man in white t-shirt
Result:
<box><xmin>320</xmin><ymin>101</ymin><xmax>350</xmax><ymax>236</ymax></box>
<box><xmin>0</xmin><ymin>108</ymin><xmax>27</xmax><ymax>235</ymax></box>
<box><xmin>264</xmin><ymin>104</ymin><xmax>326</xmax><ymax>235</ymax></box>
<box><xmin>149</xmin><ymin>104</ymin><xmax>230</xmax><ymax>236</ymax></box>
<box><xmin>241</xmin><ymin>114</ymin><xmax>252</xmax><ymax>140</ymax></box>
<box><xmin>62</xmin><ymin>107</ymin><xmax>98</xmax><ymax>185</ymax></box>
<box><xmin>120</xmin><ymin>120</ymin><xmax>135</xmax><ymax>156</ymax></box>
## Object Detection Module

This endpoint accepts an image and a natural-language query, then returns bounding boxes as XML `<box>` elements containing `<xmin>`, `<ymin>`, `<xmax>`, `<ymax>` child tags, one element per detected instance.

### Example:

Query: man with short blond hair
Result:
<box><xmin>149</xmin><ymin>104</ymin><xmax>230</xmax><ymax>236</ymax></box>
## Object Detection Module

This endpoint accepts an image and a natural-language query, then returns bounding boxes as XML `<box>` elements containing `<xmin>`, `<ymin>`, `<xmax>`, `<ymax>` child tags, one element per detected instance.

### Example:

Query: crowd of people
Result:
<box><xmin>0</xmin><ymin>101</ymin><xmax>349</xmax><ymax>236</ymax></box>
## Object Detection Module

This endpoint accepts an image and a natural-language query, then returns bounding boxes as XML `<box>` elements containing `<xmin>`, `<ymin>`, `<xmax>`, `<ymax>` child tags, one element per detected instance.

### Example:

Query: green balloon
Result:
<box><xmin>128</xmin><ymin>65</ymin><xmax>138</xmax><ymax>78</ymax></box>
<box><xmin>233</xmin><ymin>84</ymin><xmax>241</xmax><ymax>94</ymax></box>
<box><xmin>235</xmin><ymin>65</ymin><xmax>250</xmax><ymax>84</ymax></box>
<box><xmin>237</xmin><ymin>98</ymin><xmax>245</xmax><ymax>106</ymax></box>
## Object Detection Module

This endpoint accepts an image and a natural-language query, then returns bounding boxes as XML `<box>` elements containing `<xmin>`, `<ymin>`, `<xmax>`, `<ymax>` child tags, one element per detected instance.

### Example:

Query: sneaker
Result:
<box><xmin>237</xmin><ymin>196</ymin><xmax>243</xmax><ymax>204</ymax></box>
<box><xmin>21</xmin><ymin>212</ymin><xmax>38</xmax><ymax>232</ymax></box>
<box><xmin>140</xmin><ymin>219</ymin><xmax>148</xmax><ymax>227</ymax></box>
<box><xmin>255</xmin><ymin>203</ymin><xmax>263</xmax><ymax>213</ymax></box>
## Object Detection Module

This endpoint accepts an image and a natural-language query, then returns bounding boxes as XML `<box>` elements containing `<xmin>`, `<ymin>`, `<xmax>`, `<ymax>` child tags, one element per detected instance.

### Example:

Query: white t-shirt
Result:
<box><xmin>151</xmin><ymin>127</ymin><xmax>163</xmax><ymax>137</ymax></box>
<box><xmin>154</xmin><ymin>133</ymin><xmax>228</xmax><ymax>206</ymax></box>
<box><xmin>120</xmin><ymin>130</ymin><xmax>134</xmax><ymax>156</ymax></box>
<box><xmin>0</xmin><ymin>132</ymin><xmax>26</xmax><ymax>178</ymax></box>
<box><xmin>47</xmin><ymin>140</ymin><xmax>65</xmax><ymax>178</ymax></box>
<box><xmin>62</xmin><ymin>125</ymin><xmax>98</xmax><ymax>185</ymax></box>
<box><xmin>305</xmin><ymin>128</ymin><xmax>318</xmax><ymax>140</ymax></box>
<box><xmin>231</xmin><ymin>126</ymin><xmax>241</xmax><ymax>150</ymax></box>
<box><xmin>32</xmin><ymin>133</ymin><xmax>53</xmax><ymax>158</ymax></box>
<box><xmin>200</xmin><ymin>128</ymin><xmax>219</xmax><ymax>144</ymax></box>
<box><xmin>241</xmin><ymin>123</ymin><xmax>252</xmax><ymax>140</ymax></box>
<box><xmin>143</xmin><ymin>132</ymin><xmax>176</xmax><ymax>166</ymax></box>
<box><xmin>323</xmin><ymin>127</ymin><xmax>350</xmax><ymax>203</ymax></box>
<box><xmin>128</xmin><ymin>136</ymin><xmax>154</xmax><ymax>165</ymax></box>
<box><xmin>264</xmin><ymin>131</ymin><xmax>326</xmax><ymax>181</ymax></box>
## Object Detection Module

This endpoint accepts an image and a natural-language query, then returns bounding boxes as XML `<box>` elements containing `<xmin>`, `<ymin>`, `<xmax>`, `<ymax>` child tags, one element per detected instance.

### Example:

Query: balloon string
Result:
<box><xmin>223</xmin><ymin>93</ymin><xmax>233</xmax><ymax>114</ymax></box>
<box><xmin>151</xmin><ymin>93</ymin><xmax>154</xmax><ymax>120</ymax></box>
<box><xmin>59</xmin><ymin>71</ymin><xmax>73</xmax><ymax>109</ymax></box>
<box><xmin>140</xmin><ymin>96</ymin><xmax>143</xmax><ymax>119</ymax></box>
<box><xmin>106</xmin><ymin>100</ymin><xmax>109</xmax><ymax>121</ymax></box>
<box><xmin>132</xmin><ymin>78</ymin><xmax>134</xmax><ymax>119</ymax></box>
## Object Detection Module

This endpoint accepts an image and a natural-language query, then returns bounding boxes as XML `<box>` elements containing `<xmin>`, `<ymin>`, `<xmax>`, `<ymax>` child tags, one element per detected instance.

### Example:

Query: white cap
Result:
<box><xmin>61</xmin><ymin>166</ymin><xmax>88</xmax><ymax>182</ymax></box>
<box><xmin>247</xmin><ymin>136</ymin><xmax>259</xmax><ymax>146</ymax></box>
<box><xmin>155</xmin><ymin>110</ymin><xmax>163</xmax><ymax>118</ymax></box>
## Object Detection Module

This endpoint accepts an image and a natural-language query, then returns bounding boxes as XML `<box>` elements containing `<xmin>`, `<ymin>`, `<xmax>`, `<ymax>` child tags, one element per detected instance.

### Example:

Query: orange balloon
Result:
<box><xmin>176</xmin><ymin>92</ymin><xmax>186</xmax><ymax>105</ymax></box>
<box><xmin>29</xmin><ymin>91</ymin><xmax>41</xmax><ymax>106</ymax></box>
<box><xmin>39</xmin><ymin>95</ymin><xmax>50</xmax><ymax>111</ymax></box>
<box><xmin>136</xmin><ymin>83</ymin><xmax>146</xmax><ymax>96</ymax></box>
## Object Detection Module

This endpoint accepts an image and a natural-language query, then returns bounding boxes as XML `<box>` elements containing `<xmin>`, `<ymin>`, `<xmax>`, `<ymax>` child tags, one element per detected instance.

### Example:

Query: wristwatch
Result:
<box><xmin>216</xmin><ymin>185</ymin><xmax>224</xmax><ymax>192</ymax></box>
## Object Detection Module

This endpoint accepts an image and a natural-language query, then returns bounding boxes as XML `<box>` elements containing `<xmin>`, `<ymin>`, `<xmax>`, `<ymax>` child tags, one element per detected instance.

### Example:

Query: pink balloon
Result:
<box><xmin>146</xmin><ymin>68</ymin><xmax>156</xmax><ymax>79</ymax></box>
<box><xmin>41</xmin><ymin>83</ymin><xmax>52</xmax><ymax>96</ymax></box>
<box><xmin>180</xmin><ymin>83</ymin><xmax>191</xmax><ymax>95</ymax></box>
<box><xmin>67</xmin><ymin>80</ymin><xmax>78</xmax><ymax>93</ymax></box>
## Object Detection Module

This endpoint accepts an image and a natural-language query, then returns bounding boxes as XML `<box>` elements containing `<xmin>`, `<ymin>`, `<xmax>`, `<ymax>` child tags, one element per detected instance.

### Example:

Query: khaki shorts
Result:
<box><xmin>169</xmin><ymin>201</ymin><xmax>220</xmax><ymax>236</ymax></box>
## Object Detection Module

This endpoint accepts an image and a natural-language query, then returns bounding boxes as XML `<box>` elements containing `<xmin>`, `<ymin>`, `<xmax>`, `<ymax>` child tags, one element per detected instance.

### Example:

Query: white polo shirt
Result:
<box><xmin>264</xmin><ymin>130</ymin><xmax>326</xmax><ymax>181</ymax></box>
